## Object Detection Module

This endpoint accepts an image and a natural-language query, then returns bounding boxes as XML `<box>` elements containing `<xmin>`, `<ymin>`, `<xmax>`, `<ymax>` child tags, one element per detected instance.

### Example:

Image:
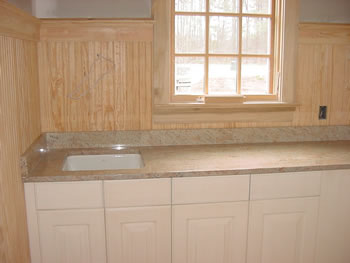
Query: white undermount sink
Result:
<box><xmin>62</xmin><ymin>154</ymin><xmax>144</xmax><ymax>171</ymax></box>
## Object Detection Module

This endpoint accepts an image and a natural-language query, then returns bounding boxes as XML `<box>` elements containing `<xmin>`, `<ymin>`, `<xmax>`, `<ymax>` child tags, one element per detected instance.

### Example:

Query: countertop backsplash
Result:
<box><xmin>45</xmin><ymin>126</ymin><xmax>350</xmax><ymax>149</ymax></box>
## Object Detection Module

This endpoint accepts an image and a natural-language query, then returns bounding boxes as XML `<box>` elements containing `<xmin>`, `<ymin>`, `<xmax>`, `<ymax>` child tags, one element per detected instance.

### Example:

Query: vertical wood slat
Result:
<box><xmin>294</xmin><ymin>44</ymin><xmax>333</xmax><ymax>126</ymax></box>
<box><xmin>329</xmin><ymin>45</ymin><xmax>350</xmax><ymax>125</ymax></box>
<box><xmin>0</xmin><ymin>35</ymin><xmax>41</xmax><ymax>263</ymax></box>
<box><xmin>39</xmin><ymin>22</ymin><xmax>350</xmax><ymax>131</ymax></box>
<box><xmin>39</xmin><ymin>39</ymin><xmax>153</xmax><ymax>132</ymax></box>
<box><xmin>293</xmin><ymin>24</ymin><xmax>350</xmax><ymax>127</ymax></box>
<box><xmin>0</xmin><ymin>5</ymin><xmax>41</xmax><ymax>261</ymax></box>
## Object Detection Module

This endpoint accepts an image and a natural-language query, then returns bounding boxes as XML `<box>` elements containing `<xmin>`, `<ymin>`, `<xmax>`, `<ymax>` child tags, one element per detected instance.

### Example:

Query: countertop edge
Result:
<box><xmin>22</xmin><ymin>164</ymin><xmax>350</xmax><ymax>183</ymax></box>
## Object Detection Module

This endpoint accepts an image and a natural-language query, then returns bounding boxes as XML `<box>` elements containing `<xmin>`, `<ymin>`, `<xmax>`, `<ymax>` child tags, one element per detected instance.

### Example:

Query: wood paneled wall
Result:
<box><xmin>38</xmin><ymin>21</ymin><xmax>350</xmax><ymax>131</ymax></box>
<box><xmin>39</xmin><ymin>20</ymin><xmax>153</xmax><ymax>132</ymax></box>
<box><xmin>294</xmin><ymin>23</ymin><xmax>350</xmax><ymax>127</ymax></box>
<box><xmin>0</xmin><ymin>1</ymin><xmax>41</xmax><ymax>263</ymax></box>
<box><xmin>0</xmin><ymin>4</ymin><xmax>348</xmax><ymax>263</ymax></box>
<box><xmin>155</xmin><ymin>23</ymin><xmax>350</xmax><ymax>129</ymax></box>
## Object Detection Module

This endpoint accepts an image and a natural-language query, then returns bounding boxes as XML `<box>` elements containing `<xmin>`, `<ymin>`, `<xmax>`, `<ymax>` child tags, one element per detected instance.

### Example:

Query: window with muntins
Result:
<box><xmin>172</xmin><ymin>0</ymin><xmax>280</xmax><ymax>102</ymax></box>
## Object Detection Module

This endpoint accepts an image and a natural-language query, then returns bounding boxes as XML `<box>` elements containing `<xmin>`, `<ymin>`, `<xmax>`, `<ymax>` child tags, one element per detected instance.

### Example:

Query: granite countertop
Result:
<box><xmin>22</xmin><ymin>140</ymin><xmax>350</xmax><ymax>182</ymax></box>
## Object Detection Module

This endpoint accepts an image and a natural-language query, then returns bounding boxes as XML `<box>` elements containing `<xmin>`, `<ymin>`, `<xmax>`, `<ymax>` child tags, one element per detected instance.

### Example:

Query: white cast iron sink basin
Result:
<box><xmin>62</xmin><ymin>154</ymin><xmax>144</xmax><ymax>171</ymax></box>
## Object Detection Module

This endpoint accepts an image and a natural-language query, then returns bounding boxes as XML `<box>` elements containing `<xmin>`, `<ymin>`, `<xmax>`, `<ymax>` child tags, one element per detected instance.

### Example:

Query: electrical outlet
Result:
<box><xmin>319</xmin><ymin>106</ymin><xmax>327</xmax><ymax>120</ymax></box>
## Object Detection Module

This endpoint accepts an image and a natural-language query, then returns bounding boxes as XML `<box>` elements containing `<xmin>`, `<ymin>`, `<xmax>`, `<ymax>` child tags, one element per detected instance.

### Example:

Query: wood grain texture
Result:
<box><xmin>0</xmin><ymin>35</ymin><xmax>41</xmax><ymax>263</ymax></box>
<box><xmin>329</xmin><ymin>45</ymin><xmax>350</xmax><ymax>125</ymax></box>
<box><xmin>279</xmin><ymin>0</ymin><xmax>299</xmax><ymax>103</ymax></box>
<box><xmin>40</xmin><ymin>19</ymin><xmax>154</xmax><ymax>41</ymax></box>
<box><xmin>294</xmin><ymin>23</ymin><xmax>350</xmax><ymax>127</ymax></box>
<box><xmin>153</xmin><ymin>104</ymin><xmax>295</xmax><ymax>124</ymax></box>
<box><xmin>39</xmin><ymin>22</ymin><xmax>153</xmax><ymax>131</ymax></box>
<box><xmin>299</xmin><ymin>23</ymin><xmax>350</xmax><ymax>45</ymax></box>
<box><xmin>294</xmin><ymin>44</ymin><xmax>333</xmax><ymax>126</ymax></box>
<box><xmin>0</xmin><ymin>0</ymin><xmax>40</xmax><ymax>41</ymax></box>
<box><xmin>39</xmin><ymin>22</ymin><xmax>350</xmax><ymax>131</ymax></box>
<box><xmin>152</xmin><ymin>0</ymin><xmax>171</xmax><ymax>105</ymax></box>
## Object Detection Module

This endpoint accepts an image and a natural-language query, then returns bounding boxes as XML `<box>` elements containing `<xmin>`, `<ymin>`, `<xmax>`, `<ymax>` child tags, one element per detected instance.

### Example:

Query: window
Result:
<box><xmin>172</xmin><ymin>0</ymin><xmax>279</xmax><ymax>102</ymax></box>
<box><xmin>153</xmin><ymin>0</ymin><xmax>298</xmax><ymax>122</ymax></box>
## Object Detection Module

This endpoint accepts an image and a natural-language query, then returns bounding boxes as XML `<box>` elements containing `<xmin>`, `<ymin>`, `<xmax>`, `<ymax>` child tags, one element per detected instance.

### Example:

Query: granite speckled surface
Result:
<box><xmin>22</xmin><ymin>140</ymin><xmax>350</xmax><ymax>182</ymax></box>
<box><xmin>20</xmin><ymin>135</ymin><xmax>47</xmax><ymax>177</ymax></box>
<box><xmin>46</xmin><ymin>126</ymin><xmax>350</xmax><ymax>148</ymax></box>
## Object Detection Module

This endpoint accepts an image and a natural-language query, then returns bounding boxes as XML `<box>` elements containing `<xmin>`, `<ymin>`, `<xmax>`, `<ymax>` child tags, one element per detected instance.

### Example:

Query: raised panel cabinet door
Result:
<box><xmin>106</xmin><ymin>206</ymin><xmax>171</xmax><ymax>263</ymax></box>
<box><xmin>247</xmin><ymin>197</ymin><xmax>319</xmax><ymax>263</ymax></box>
<box><xmin>38</xmin><ymin>209</ymin><xmax>106</xmax><ymax>263</ymax></box>
<box><xmin>172</xmin><ymin>202</ymin><xmax>249</xmax><ymax>263</ymax></box>
<box><xmin>316</xmin><ymin>170</ymin><xmax>350</xmax><ymax>263</ymax></box>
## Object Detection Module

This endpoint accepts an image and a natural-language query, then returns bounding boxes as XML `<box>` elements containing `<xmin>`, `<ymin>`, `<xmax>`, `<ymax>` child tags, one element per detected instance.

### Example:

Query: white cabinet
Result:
<box><xmin>172</xmin><ymin>175</ymin><xmax>250</xmax><ymax>263</ymax></box>
<box><xmin>104</xmin><ymin>179</ymin><xmax>172</xmax><ymax>263</ymax></box>
<box><xmin>247</xmin><ymin>198</ymin><xmax>319</xmax><ymax>263</ymax></box>
<box><xmin>24</xmin><ymin>170</ymin><xmax>350</xmax><ymax>263</ymax></box>
<box><xmin>25</xmin><ymin>181</ymin><xmax>106</xmax><ymax>263</ymax></box>
<box><xmin>172</xmin><ymin>175</ymin><xmax>249</xmax><ymax>205</ymax></box>
<box><xmin>316</xmin><ymin>170</ymin><xmax>350</xmax><ymax>263</ymax></box>
<box><xmin>172</xmin><ymin>202</ymin><xmax>249</xmax><ymax>263</ymax></box>
<box><xmin>38</xmin><ymin>209</ymin><xmax>106</xmax><ymax>263</ymax></box>
<box><xmin>104</xmin><ymin>179</ymin><xmax>171</xmax><ymax>208</ymax></box>
<box><xmin>105</xmin><ymin>206</ymin><xmax>171</xmax><ymax>263</ymax></box>
<box><xmin>247</xmin><ymin>172</ymin><xmax>321</xmax><ymax>263</ymax></box>
<box><xmin>25</xmin><ymin>179</ymin><xmax>172</xmax><ymax>263</ymax></box>
<box><xmin>250</xmin><ymin>171</ymin><xmax>321</xmax><ymax>200</ymax></box>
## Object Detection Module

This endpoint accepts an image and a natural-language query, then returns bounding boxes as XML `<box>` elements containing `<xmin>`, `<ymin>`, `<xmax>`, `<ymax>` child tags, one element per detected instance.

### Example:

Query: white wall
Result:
<box><xmin>7</xmin><ymin>0</ymin><xmax>32</xmax><ymax>14</ymax></box>
<box><xmin>300</xmin><ymin>0</ymin><xmax>350</xmax><ymax>23</ymax></box>
<box><xmin>33</xmin><ymin>0</ymin><xmax>151</xmax><ymax>18</ymax></box>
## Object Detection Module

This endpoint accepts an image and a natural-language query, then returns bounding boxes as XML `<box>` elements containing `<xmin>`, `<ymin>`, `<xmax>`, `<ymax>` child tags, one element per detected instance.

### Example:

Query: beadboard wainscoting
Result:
<box><xmin>37</xmin><ymin>21</ymin><xmax>350</xmax><ymax>131</ymax></box>
<box><xmin>0</xmin><ymin>1</ymin><xmax>41</xmax><ymax>263</ymax></box>
<box><xmin>296</xmin><ymin>23</ymin><xmax>350</xmax><ymax>126</ymax></box>
<box><xmin>38</xmin><ymin>20</ymin><xmax>153</xmax><ymax>132</ymax></box>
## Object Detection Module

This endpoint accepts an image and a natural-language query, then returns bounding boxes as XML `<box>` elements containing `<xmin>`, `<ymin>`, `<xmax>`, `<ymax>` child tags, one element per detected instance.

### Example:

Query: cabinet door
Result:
<box><xmin>38</xmin><ymin>209</ymin><xmax>106</xmax><ymax>263</ymax></box>
<box><xmin>106</xmin><ymin>206</ymin><xmax>171</xmax><ymax>263</ymax></box>
<box><xmin>316</xmin><ymin>170</ymin><xmax>350</xmax><ymax>263</ymax></box>
<box><xmin>172</xmin><ymin>202</ymin><xmax>249</xmax><ymax>263</ymax></box>
<box><xmin>247</xmin><ymin>197</ymin><xmax>319</xmax><ymax>263</ymax></box>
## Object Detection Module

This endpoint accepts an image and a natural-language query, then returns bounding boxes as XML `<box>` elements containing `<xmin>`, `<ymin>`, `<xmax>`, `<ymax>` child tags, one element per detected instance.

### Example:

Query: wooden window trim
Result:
<box><xmin>171</xmin><ymin>0</ymin><xmax>276</xmax><ymax>101</ymax></box>
<box><xmin>152</xmin><ymin>0</ymin><xmax>299</xmax><ymax>123</ymax></box>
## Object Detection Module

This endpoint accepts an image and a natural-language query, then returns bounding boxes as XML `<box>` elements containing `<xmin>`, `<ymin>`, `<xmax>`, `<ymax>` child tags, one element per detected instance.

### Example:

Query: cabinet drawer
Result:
<box><xmin>104</xmin><ymin>178</ymin><xmax>171</xmax><ymax>208</ymax></box>
<box><xmin>172</xmin><ymin>175</ymin><xmax>249</xmax><ymax>205</ymax></box>
<box><xmin>250</xmin><ymin>171</ymin><xmax>321</xmax><ymax>200</ymax></box>
<box><xmin>35</xmin><ymin>181</ymin><xmax>103</xmax><ymax>210</ymax></box>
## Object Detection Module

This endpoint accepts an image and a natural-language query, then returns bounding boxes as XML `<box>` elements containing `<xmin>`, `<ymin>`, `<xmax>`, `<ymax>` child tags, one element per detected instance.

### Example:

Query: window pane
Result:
<box><xmin>175</xmin><ymin>0</ymin><xmax>206</xmax><ymax>12</ymax></box>
<box><xmin>209</xmin><ymin>0</ymin><xmax>239</xmax><ymax>13</ymax></box>
<box><xmin>241</xmin><ymin>57</ymin><xmax>270</xmax><ymax>94</ymax></box>
<box><xmin>175</xmin><ymin>57</ymin><xmax>205</xmax><ymax>95</ymax></box>
<box><xmin>242</xmin><ymin>17</ymin><xmax>270</xmax><ymax>55</ymax></box>
<box><xmin>175</xmin><ymin>15</ymin><xmax>206</xmax><ymax>54</ymax></box>
<box><xmin>208</xmin><ymin>57</ymin><xmax>237</xmax><ymax>94</ymax></box>
<box><xmin>243</xmin><ymin>0</ymin><xmax>272</xmax><ymax>14</ymax></box>
<box><xmin>209</xmin><ymin>16</ymin><xmax>239</xmax><ymax>54</ymax></box>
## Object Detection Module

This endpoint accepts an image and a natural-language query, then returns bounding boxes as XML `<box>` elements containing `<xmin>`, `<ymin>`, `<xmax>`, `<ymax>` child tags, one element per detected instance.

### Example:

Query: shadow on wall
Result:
<box><xmin>7</xmin><ymin>0</ymin><xmax>33</xmax><ymax>14</ymax></box>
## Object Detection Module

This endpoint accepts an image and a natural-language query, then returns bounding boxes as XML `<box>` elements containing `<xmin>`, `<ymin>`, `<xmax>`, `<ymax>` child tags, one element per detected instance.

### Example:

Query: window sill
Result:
<box><xmin>153</xmin><ymin>102</ymin><xmax>298</xmax><ymax>124</ymax></box>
